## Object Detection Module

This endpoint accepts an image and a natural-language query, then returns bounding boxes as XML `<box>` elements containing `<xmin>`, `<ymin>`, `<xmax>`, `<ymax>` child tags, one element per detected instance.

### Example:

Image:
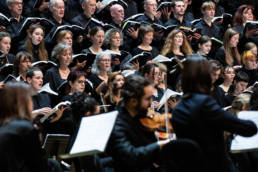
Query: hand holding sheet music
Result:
<box><xmin>230</xmin><ymin>111</ymin><xmax>258</xmax><ymax>153</ymax></box>
<box><xmin>39</xmin><ymin>101</ymin><xmax>71</xmax><ymax>123</ymax></box>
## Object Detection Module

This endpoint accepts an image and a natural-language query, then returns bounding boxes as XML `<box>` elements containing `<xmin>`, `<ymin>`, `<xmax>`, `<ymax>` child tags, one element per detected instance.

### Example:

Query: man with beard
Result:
<box><xmin>106</xmin><ymin>74</ymin><xmax>170</xmax><ymax>172</ymax></box>
<box><xmin>164</xmin><ymin>0</ymin><xmax>192</xmax><ymax>28</ymax></box>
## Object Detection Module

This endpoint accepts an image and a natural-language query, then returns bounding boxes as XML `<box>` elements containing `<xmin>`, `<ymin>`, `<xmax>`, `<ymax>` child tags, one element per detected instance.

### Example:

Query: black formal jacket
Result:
<box><xmin>0</xmin><ymin>119</ymin><xmax>48</xmax><ymax>172</ymax></box>
<box><xmin>106</xmin><ymin>106</ymin><xmax>160</xmax><ymax>172</ymax></box>
<box><xmin>171</xmin><ymin>93</ymin><xmax>257</xmax><ymax>172</ymax></box>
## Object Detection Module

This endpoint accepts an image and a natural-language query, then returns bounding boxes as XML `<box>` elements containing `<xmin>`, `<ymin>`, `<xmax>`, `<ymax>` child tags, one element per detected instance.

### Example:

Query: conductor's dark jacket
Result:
<box><xmin>171</xmin><ymin>93</ymin><xmax>257</xmax><ymax>172</ymax></box>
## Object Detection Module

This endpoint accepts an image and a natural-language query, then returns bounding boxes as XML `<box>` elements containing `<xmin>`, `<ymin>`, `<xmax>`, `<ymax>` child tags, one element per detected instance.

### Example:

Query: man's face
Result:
<box><xmin>135</xmin><ymin>85</ymin><xmax>153</xmax><ymax>116</ymax></box>
<box><xmin>111</xmin><ymin>5</ymin><xmax>124</xmax><ymax>23</ymax></box>
<box><xmin>8</xmin><ymin>0</ymin><xmax>23</xmax><ymax>17</ymax></box>
<box><xmin>203</xmin><ymin>7</ymin><xmax>215</xmax><ymax>20</ymax></box>
<box><xmin>144</xmin><ymin>0</ymin><xmax>157</xmax><ymax>16</ymax></box>
<box><xmin>82</xmin><ymin>0</ymin><xmax>96</xmax><ymax>17</ymax></box>
<box><xmin>173</xmin><ymin>1</ymin><xmax>185</xmax><ymax>16</ymax></box>
<box><xmin>51</xmin><ymin>1</ymin><xmax>65</xmax><ymax>19</ymax></box>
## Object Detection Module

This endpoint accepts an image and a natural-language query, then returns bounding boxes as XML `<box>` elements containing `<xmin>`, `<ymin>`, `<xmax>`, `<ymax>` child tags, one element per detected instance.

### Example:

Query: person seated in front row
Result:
<box><xmin>0</xmin><ymin>81</ymin><xmax>62</xmax><ymax>171</ymax></box>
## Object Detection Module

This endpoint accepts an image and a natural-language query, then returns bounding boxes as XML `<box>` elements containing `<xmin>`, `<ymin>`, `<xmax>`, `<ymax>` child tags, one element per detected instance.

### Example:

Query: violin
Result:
<box><xmin>139</xmin><ymin>108</ymin><xmax>173</xmax><ymax>136</ymax></box>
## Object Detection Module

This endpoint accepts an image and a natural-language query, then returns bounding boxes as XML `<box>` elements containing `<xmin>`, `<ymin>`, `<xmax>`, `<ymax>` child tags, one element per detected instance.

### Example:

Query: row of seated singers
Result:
<box><xmin>0</xmin><ymin>25</ymin><xmax>257</xmax><ymax>104</ymax></box>
<box><xmin>1</xmin><ymin>0</ymin><xmax>257</xmax><ymax>56</ymax></box>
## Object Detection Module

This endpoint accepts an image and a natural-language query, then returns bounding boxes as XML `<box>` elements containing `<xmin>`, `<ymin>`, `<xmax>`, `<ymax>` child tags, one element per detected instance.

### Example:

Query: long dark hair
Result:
<box><xmin>0</xmin><ymin>82</ymin><xmax>35</xmax><ymax>125</ymax></box>
<box><xmin>25</xmin><ymin>24</ymin><xmax>48</xmax><ymax>61</ymax></box>
<box><xmin>182</xmin><ymin>55</ymin><xmax>212</xmax><ymax>95</ymax></box>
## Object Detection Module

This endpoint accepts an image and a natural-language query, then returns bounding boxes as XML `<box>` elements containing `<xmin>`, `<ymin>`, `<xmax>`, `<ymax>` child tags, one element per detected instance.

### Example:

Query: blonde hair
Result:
<box><xmin>241</xmin><ymin>50</ymin><xmax>256</xmax><ymax>64</ymax></box>
<box><xmin>201</xmin><ymin>1</ymin><xmax>215</xmax><ymax>12</ymax></box>
<box><xmin>231</xmin><ymin>93</ymin><xmax>251</xmax><ymax>115</ymax></box>
<box><xmin>223</xmin><ymin>28</ymin><xmax>241</xmax><ymax>66</ymax></box>
<box><xmin>161</xmin><ymin>29</ymin><xmax>193</xmax><ymax>56</ymax></box>
<box><xmin>56</xmin><ymin>30</ymin><xmax>73</xmax><ymax>43</ymax></box>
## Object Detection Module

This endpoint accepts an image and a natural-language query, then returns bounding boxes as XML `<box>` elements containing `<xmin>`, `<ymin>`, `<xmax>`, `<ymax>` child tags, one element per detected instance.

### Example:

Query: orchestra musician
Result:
<box><xmin>106</xmin><ymin>74</ymin><xmax>171</xmax><ymax>172</ymax></box>
<box><xmin>171</xmin><ymin>55</ymin><xmax>257</xmax><ymax>172</ymax></box>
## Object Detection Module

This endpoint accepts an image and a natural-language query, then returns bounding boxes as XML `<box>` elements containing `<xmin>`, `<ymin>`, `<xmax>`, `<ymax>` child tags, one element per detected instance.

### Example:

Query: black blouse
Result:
<box><xmin>44</xmin><ymin>67</ymin><xmax>67</xmax><ymax>92</ymax></box>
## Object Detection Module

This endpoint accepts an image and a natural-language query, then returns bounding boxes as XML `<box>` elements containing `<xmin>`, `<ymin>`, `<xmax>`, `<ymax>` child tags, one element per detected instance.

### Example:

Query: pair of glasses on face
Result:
<box><xmin>101</xmin><ymin>59</ymin><xmax>111</xmax><ymax>63</ymax></box>
<box><xmin>77</xmin><ymin>80</ymin><xmax>86</xmax><ymax>84</ymax></box>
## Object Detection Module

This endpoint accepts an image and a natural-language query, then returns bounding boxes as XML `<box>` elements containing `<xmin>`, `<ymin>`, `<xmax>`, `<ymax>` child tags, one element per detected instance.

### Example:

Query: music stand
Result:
<box><xmin>42</xmin><ymin>134</ymin><xmax>70</xmax><ymax>161</ymax></box>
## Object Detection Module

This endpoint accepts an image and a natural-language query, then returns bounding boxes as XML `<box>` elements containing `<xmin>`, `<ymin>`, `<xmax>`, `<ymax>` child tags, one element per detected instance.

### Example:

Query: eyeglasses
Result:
<box><xmin>77</xmin><ymin>80</ymin><xmax>86</xmax><ymax>84</ymax></box>
<box><xmin>54</xmin><ymin>5</ymin><xmax>65</xmax><ymax>10</ymax></box>
<box><xmin>100</xmin><ymin>59</ymin><xmax>111</xmax><ymax>63</ymax></box>
<box><xmin>12</xmin><ymin>1</ymin><xmax>23</xmax><ymax>5</ymax></box>
<box><xmin>147</xmin><ymin>3</ymin><xmax>157</xmax><ymax>7</ymax></box>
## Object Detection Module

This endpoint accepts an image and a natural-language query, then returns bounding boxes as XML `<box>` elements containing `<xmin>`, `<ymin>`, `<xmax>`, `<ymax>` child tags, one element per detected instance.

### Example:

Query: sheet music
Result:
<box><xmin>69</xmin><ymin>111</ymin><xmax>118</xmax><ymax>155</ymax></box>
<box><xmin>158</xmin><ymin>89</ymin><xmax>183</xmax><ymax>110</ymax></box>
<box><xmin>230</xmin><ymin>111</ymin><xmax>258</xmax><ymax>153</ymax></box>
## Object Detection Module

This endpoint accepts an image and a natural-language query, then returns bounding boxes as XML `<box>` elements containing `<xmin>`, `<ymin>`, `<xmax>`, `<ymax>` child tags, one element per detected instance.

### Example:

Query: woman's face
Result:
<box><xmin>0</xmin><ymin>36</ymin><xmax>11</xmax><ymax>54</ymax></box>
<box><xmin>70</xmin><ymin>75</ymin><xmax>86</xmax><ymax>93</ymax></box>
<box><xmin>223</xmin><ymin>67</ymin><xmax>235</xmax><ymax>83</ymax></box>
<box><xmin>245</xmin><ymin>58</ymin><xmax>257</xmax><ymax>70</ymax></box>
<box><xmin>174</xmin><ymin>32</ymin><xmax>184</xmax><ymax>47</ymax></box>
<box><xmin>59</xmin><ymin>49</ymin><xmax>72</xmax><ymax>67</ymax></box>
<box><xmin>31</xmin><ymin>28</ymin><xmax>44</xmax><ymax>46</ymax></box>
<box><xmin>98</xmin><ymin>55</ymin><xmax>111</xmax><ymax>72</ymax></box>
<box><xmin>111</xmin><ymin>32</ymin><xmax>121</xmax><ymax>48</ymax></box>
<box><xmin>145</xmin><ymin>67</ymin><xmax>160</xmax><ymax>86</ymax></box>
<box><xmin>19</xmin><ymin>56</ymin><xmax>31</xmax><ymax>72</ymax></box>
<box><xmin>250</xmin><ymin>46</ymin><xmax>257</xmax><ymax>55</ymax></box>
<box><xmin>242</xmin><ymin>8</ymin><xmax>254</xmax><ymax>22</ymax></box>
<box><xmin>61</xmin><ymin>33</ymin><xmax>73</xmax><ymax>47</ymax></box>
<box><xmin>92</xmin><ymin>30</ymin><xmax>104</xmax><ymax>48</ymax></box>
<box><xmin>113</xmin><ymin>74</ymin><xmax>124</xmax><ymax>89</ymax></box>
<box><xmin>198</xmin><ymin>41</ymin><xmax>212</xmax><ymax>55</ymax></box>
<box><xmin>142</xmin><ymin>31</ymin><xmax>153</xmax><ymax>45</ymax></box>
<box><xmin>230</xmin><ymin>34</ymin><xmax>239</xmax><ymax>48</ymax></box>
<box><xmin>29</xmin><ymin>70</ymin><xmax>43</xmax><ymax>91</ymax></box>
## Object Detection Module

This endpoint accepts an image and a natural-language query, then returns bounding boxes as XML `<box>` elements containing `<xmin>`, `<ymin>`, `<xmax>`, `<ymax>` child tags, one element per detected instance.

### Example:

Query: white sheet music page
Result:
<box><xmin>70</xmin><ymin>111</ymin><xmax>118</xmax><ymax>155</ymax></box>
<box><xmin>230</xmin><ymin>111</ymin><xmax>258</xmax><ymax>153</ymax></box>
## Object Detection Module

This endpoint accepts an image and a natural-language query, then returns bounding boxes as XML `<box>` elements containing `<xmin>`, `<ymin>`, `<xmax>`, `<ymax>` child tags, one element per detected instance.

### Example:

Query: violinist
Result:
<box><xmin>106</xmin><ymin>74</ymin><xmax>170</xmax><ymax>172</ymax></box>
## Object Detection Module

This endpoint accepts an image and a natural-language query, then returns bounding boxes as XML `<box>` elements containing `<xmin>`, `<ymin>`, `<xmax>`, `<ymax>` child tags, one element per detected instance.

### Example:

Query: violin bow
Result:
<box><xmin>162</xmin><ymin>72</ymin><xmax>170</xmax><ymax>137</ymax></box>
<box><xmin>100</xmin><ymin>93</ymin><xmax>108</xmax><ymax>112</ymax></box>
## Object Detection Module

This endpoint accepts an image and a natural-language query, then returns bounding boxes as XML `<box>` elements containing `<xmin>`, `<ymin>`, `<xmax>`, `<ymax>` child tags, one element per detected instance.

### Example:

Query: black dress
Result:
<box><xmin>132</xmin><ymin>47</ymin><xmax>159</xmax><ymax>66</ymax></box>
<box><xmin>44</xmin><ymin>67</ymin><xmax>67</xmax><ymax>92</ymax></box>
<box><xmin>166</xmin><ymin>52</ymin><xmax>185</xmax><ymax>90</ymax></box>
<box><xmin>88</xmin><ymin>73</ymin><xmax>108</xmax><ymax>103</ymax></box>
